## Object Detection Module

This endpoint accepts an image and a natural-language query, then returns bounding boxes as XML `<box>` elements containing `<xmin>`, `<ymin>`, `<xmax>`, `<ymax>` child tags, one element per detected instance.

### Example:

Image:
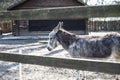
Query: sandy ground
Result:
<box><xmin>0</xmin><ymin>32</ymin><xmax>120</xmax><ymax>80</ymax></box>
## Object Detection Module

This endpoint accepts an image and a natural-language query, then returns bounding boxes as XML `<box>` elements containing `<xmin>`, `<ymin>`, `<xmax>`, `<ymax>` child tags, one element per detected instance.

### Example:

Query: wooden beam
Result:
<box><xmin>0</xmin><ymin>52</ymin><xmax>120</xmax><ymax>74</ymax></box>
<box><xmin>0</xmin><ymin>5</ymin><xmax>120</xmax><ymax>21</ymax></box>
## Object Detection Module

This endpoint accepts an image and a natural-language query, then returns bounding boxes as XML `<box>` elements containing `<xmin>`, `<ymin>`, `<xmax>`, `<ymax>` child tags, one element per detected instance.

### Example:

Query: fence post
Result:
<box><xmin>19</xmin><ymin>49</ymin><xmax>23</xmax><ymax>80</ymax></box>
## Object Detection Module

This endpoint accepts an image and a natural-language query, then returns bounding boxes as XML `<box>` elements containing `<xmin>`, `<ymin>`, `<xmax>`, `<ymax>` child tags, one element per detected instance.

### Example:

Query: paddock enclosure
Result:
<box><xmin>0</xmin><ymin>3</ymin><xmax>120</xmax><ymax>80</ymax></box>
<box><xmin>0</xmin><ymin>36</ymin><xmax>120</xmax><ymax>80</ymax></box>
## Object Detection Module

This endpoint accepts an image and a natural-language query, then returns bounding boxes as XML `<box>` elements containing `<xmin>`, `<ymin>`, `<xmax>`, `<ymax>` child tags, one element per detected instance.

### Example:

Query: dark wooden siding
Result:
<box><xmin>10</xmin><ymin>0</ymin><xmax>84</xmax><ymax>10</ymax></box>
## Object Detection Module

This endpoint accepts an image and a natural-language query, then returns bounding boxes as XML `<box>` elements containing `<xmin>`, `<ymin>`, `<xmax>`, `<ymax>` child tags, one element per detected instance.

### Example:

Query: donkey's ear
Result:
<box><xmin>59</xmin><ymin>22</ymin><xmax>63</xmax><ymax>28</ymax></box>
<box><xmin>57</xmin><ymin>21</ymin><xmax>63</xmax><ymax>29</ymax></box>
<box><xmin>54</xmin><ymin>22</ymin><xmax>63</xmax><ymax>32</ymax></box>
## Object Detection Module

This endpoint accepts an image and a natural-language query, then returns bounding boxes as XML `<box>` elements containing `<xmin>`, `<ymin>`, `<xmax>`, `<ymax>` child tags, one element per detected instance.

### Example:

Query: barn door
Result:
<box><xmin>29</xmin><ymin>20</ymin><xmax>86</xmax><ymax>31</ymax></box>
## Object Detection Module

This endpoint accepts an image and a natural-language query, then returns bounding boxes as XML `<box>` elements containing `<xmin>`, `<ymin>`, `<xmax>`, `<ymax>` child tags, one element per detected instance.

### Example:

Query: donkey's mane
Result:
<box><xmin>58</xmin><ymin>28</ymin><xmax>101</xmax><ymax>39</ymax></box>
<box><xmin>59</xmin><ymin>28</ymin><xmax>75</xmax><ymax>35</ymax></box>
<box><xmin>55</xmin><ymin>28</ymin><xmax>77</xmax><ymax>50</ymax></box>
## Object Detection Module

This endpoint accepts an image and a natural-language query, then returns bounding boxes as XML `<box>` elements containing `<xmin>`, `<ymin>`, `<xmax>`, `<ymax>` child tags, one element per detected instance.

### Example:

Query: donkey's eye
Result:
<box><xmin>50</xmin><ymin>37</ymin><xmax>53</xmax><ymax>39</ymax></box>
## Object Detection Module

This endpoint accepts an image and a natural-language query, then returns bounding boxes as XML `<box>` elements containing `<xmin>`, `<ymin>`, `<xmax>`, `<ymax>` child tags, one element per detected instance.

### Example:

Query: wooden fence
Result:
<box><xmin>88</xmin><ymin>20</ymin><xmax>120</xmax><ymax>31</ymax></box>
<box><xmin>0</xmin><ymin>52</ymin><xmax>120</xmax><ymax>74</ymax></box>
<box><xmin>0</xmin><ymin>5</ymin><xmax>120</xmax><ymax>75</ymax></box>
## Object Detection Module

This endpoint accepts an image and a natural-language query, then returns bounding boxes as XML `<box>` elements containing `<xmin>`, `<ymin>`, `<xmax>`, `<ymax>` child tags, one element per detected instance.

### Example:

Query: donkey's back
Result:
<box><xmin>68</xmin><ymin>32</ymin><xmax>120</xmax><ymax>59</ymax></box>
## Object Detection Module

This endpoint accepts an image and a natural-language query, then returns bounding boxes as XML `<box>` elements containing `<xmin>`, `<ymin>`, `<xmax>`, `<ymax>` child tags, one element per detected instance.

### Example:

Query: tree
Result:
<box><xmin>0</xmin><ymin>0</ymin><xmax>23</xmax><ymax>10</ymax></box>
<box><xmin>83</xmin><ymin>0</ymin><xmax>120</xmax><ymax>6</ymax></box>
<box><xmin>113</xmin><ymin>0</ymin><xmax>120</xmax><ymax>4</ymax></box>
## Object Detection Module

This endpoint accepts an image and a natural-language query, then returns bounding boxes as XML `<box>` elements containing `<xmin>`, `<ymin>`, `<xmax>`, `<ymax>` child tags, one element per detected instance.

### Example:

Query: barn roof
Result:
<box><xmin>7</xmin><ymin>0</ymin><xmax>86</xmax><ymax>10</ymax></box>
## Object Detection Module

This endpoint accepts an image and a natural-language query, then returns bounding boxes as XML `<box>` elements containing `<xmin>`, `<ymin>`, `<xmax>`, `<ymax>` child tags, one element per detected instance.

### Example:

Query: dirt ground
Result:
<box><xmin>0</xmin><ymin>32</ymin><xmax>120</xmax><ymax>80</ymax></box>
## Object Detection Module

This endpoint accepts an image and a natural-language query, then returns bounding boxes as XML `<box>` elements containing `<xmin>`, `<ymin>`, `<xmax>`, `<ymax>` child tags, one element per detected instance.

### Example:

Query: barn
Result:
<box><xmin>7</xmin><ymin>0</ymin><xmax>88</xmax><ymax>36</ymax></box>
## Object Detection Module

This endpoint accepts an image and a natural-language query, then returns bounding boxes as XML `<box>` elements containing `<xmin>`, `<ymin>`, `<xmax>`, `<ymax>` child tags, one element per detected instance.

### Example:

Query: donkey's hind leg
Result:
<box><xmin>113</xmin><ymin>45</ymin><xmax>120</xmax><ymax>61</ymax></box>
<box><xmin>110</xmin><ymin>46</ymin><xmax>120</xmax><ymax>80</ymax></box>
<box><xmin>110</xmin><ymin>45</ymin><xmax>120</xmax><ymax>62</ymax></box>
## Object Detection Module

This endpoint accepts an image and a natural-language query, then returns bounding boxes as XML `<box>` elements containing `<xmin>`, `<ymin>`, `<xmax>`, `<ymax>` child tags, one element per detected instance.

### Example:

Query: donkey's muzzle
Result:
<box><xmin>47</xmin><ymin>47</ymin><xmax>52</xmax><ymax>51</ymax></box>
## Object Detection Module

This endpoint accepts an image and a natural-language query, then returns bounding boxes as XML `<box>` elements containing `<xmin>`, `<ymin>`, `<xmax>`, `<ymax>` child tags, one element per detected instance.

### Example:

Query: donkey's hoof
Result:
<box><xmin>116</xmin><ymin>78</ymin><xmax>119</xmax><ymax>80</ymax></box>
<box><xmin>76</xmin><ymin>78</ymin><xmax>85</xmax><ymax>80</ymax></box>
<box><xmin>82</xmin><ymin>78</ymin><xmax>85</xmax><ymax>80</ymax></box>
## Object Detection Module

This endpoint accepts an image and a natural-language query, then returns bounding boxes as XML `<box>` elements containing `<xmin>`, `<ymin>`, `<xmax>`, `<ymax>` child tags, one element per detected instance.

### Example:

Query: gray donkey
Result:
<box><xmin>47</xmin><ymin>22</ymin><xmax>120</xmax><ymax>60</ymax></box>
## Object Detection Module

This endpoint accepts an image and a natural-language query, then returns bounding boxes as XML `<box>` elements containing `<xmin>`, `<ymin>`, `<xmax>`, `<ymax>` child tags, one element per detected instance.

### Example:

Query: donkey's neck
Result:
<box><xmin>56</xmin><ymin>30</ymin><xmax>76</xmax><ymax>50</ymax></box>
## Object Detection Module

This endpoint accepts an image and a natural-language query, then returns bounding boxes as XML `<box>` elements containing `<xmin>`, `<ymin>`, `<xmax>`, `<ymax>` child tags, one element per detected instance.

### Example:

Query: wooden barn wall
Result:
<box><xmin>10</xmin><ymin>0</ymin><xmax>84</xmax><ymax>10</ymax></box>
<box><xmin>17</xmin><ymin>20</ymin><xmax>88</xmax><ymax>36</ymax></box>
<box><xmin>12</xmin><ymin>19</ymin><xmax>88</xmax><ymax>36</ymax></box>
<box><xmin>10</xmin><ymin>0</ymin><xmax>86</xmax><ymax>36</ymax></box>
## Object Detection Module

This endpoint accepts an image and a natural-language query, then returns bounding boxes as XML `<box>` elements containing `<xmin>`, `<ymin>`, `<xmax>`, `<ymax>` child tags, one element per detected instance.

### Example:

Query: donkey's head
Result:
<box><xmin>47</xmin><ymin>22</ymin><xmax>63</xmax><ymax>51</ymax></box>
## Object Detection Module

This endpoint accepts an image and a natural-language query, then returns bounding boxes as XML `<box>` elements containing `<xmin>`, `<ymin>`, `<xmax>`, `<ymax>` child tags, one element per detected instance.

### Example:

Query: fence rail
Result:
<box><xmin>0</xmin><ymin>52</ymin><xmax>120</xmax><ymax>74</ymax></box>
<box><xmin>0</xmin><ymin>5</ymin><xmax>120</xmax><ymax>21</ymax></box>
